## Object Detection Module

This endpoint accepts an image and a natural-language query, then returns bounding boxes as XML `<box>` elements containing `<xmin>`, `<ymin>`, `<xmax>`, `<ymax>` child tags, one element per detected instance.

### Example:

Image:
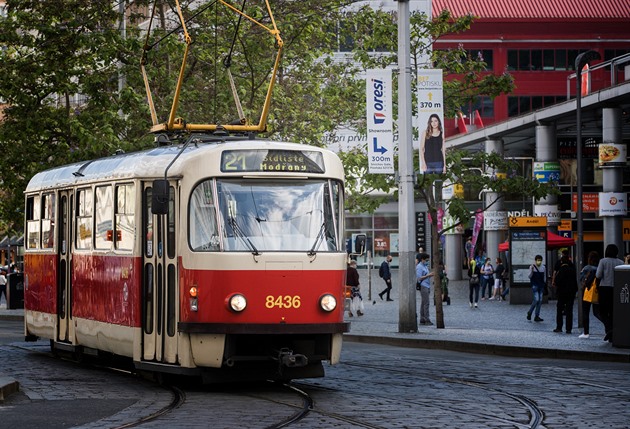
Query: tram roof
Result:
<box><xmin>25</xmin><ymin>139</ymin><xmax>341</xmax><ymax>193</ymax></box>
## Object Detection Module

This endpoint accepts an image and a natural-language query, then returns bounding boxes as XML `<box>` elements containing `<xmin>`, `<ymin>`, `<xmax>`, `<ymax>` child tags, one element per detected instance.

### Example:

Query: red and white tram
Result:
<box><xmin>24</xmin><ymin>135</ymin><xmax>349</xmax><ymax>381</ymax></box>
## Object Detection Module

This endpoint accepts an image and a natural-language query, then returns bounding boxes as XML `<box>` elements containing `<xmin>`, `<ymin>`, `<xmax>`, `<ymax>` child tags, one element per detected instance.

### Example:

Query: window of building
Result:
<box><xmin>76</xmin><ymin>188</ymin><xmax>93</xmax><ymax>250</ymax></box>
<box><xmin>508</xmin><ymin>95</ymin><xmax>564</xmax><ymax>117</ymax></box>
<box><xmin>464</xmin><ymin>49</ymin><xmax>493</xmax><ymax>70</ymax></box>
<box><xmin>508</xmin><ymin>48</ymin><xmax>587</xmax><ymax>71</ymax></box>
<box><xmin>115</xmin><ymin>184</ymin><xmax>135</xmax><ymax>251</ymax></box>
<box><xmin>461</xmin><ymin>96</ymin><xmax>494</xmax><ymax>118</ymax></box>
<box><xmin>346</xmin><ymin>213</ymin><xmax>399</xmax><ymax>268</ymax></box>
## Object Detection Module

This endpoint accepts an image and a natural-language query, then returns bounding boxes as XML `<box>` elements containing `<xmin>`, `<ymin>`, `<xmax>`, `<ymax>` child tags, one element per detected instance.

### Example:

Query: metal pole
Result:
<box><xmin>575</xmin><ymin>50</ymin><xmax>601</xmax><ymax>270</ymax></box>
<box><xmin>397</xmin><ymin>0</ymin><xmax>417</xmax><ymax>333</ymax></box>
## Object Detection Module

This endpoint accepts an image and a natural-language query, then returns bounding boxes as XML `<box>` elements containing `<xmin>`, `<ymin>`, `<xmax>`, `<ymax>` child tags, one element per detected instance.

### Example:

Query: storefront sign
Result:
<box><xmin>533</xmin><ymin>162</ymin><xmax>560</xmax><ymax>183</ymax></box>
<box><xmin>534</xmin><ymin>204</ymin><xmax>561</xmax><ymax>226</ymax></box>
<box><xmin>599</xmin><ymin>192</ymin><xmax>628</xmax><ymax>216</ymax></box>
<box><xmin>483</xmin><ymin>211</ymin><xmax>508</xmax><ymax>231</ymax></box>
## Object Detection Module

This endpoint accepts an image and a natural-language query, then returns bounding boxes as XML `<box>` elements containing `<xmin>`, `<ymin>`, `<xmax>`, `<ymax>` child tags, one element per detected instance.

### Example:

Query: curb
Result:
<box><xmin>344</xmin><ymin>334</ymin><xmax>630</xmax><ymax>363</ymax></box>
<box><xmin>0</xmin><ymin>377</ymin><xmax>19</xmax><ymax>402</ymax></box>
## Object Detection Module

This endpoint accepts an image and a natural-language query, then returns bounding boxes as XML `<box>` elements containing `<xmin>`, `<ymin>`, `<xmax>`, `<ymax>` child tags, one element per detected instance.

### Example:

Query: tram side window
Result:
<box><xmin>95</xmin><ymin>185</ymin><xmax>114</xmax><ymax>250</ymax></box>
<box><xmin>115</xmin><ymin>184</ymin><xmax>135</xmax><ymax>251</ymax></box>
<box><xmin>41</xmin><ymin>193</ymin><xmax>56</xmax><ymax>249</ymax></box>
<box><xmin>76</xmin><ymin>188</ymin><xmax>93</xmax><ymax>250</ymax></box>
<box><xmin>189</xmin><ymin>180</ymin><xmax>219</xmax><ymax>251</ymax></box>
<box><xmin>26</xmin><ymin>195</ymin><xmax>41</xmax><ymax>249</ymax></box>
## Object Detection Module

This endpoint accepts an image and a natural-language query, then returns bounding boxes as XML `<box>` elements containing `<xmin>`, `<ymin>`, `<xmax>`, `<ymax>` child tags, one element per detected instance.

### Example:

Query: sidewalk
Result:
<box><xmin>343</xmin><ymin>269</ymin><xmax>630</xmax><ymax>363</ymax></box>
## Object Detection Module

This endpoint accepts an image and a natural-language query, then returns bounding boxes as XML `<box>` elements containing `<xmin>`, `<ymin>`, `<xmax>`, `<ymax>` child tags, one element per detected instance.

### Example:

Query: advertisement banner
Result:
<box><xmin>533</xmin><ymin>162</ymin><xmax>560</xmax><ymax>183</ymax></box>
<box><xmin>366</xmin><ymin>69</ymin><xmax>394</xmax><ymax>174</ymax></box>
<box><xmin>417</xmin><ymin>69</ymin><xmax>445</xmax><ymax>174</ymax></box>
<box><xmin>599</xmin><ymin>192</ymin><xmax>628</xmax><ymax>216</ymax></box>
<box><xmin>598</xmin><ymin>143</ymin><xmax>627</xmax><ymax>168</ymax></box>
<box><xmin>483</xmin><ymin>211</ymin><xmax>508</xmax><ymax>231</ymax></box>
<box><xmin>471</xmin><ymin>209</ymin><xmax>484</xmax><ymax>248</ymax></box>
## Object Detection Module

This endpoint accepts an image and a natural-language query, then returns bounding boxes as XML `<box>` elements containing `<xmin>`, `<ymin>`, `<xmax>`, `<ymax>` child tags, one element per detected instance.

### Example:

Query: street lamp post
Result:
<box><xmin>575</xmin><ymin>50</ymin><xmax>600</xmax><ymax>272</ymax></box>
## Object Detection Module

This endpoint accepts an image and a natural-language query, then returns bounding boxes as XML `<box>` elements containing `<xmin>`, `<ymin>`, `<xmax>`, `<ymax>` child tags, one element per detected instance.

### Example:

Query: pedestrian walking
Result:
<box><xmin>346</xmin><ymin>260</ymin><xmax>364</xmax><ymax>317</ymax></box>
<box><xmin>553</xmin><ymin>255</ymin><xmax>578</xmax><ymax>334</ymax></box>
<box><xmin>465</xmin><ymin>237</ymin><xmax>474</xmax><ymax>269</ymax></box>
<box><xmin>480</xmin><ymin>258</ymin><xmax>494</xmax><ymax>300</ymax></box>
<box><xmin>489</xmin><ymin>257</ymin><xmax>505</xmax><ymax>301</ymax></box>
<box><xmin>378</xmin><ymin>254</ymin><xmax>394</xmax><ymax>301</ymax></box>
<box><xmin>468</xmin><ymin>259</ymin><xmax>481</xmax><ymax>308</ymax></box>
<box><xmin>579</xmin><ymin>251</ymin><xmax>602</xmax><ymax>339</ymax></box>
<box><xmin>416</xmin><ymin>253</ymin><xmax>434</xmax><ymax>325</ymax></box>
<box><xmin>595</xmin><ymin>244</ymin><xmax>623</xmax><ymax>342</ymax></box>
<box><xmin>527</xmin><ymin>255</ymin><xmax>546</xmax><ymax>322</ymax></box>
<box><xmin>0</xmin><ymin>269</ymin><xmax>6</xmax><ymax>307</ymax></box>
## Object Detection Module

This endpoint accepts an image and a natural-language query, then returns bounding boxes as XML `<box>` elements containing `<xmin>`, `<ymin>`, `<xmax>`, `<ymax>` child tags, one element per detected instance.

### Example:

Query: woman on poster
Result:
<box><xmin>420</xmin><ymin>113</ymin><xmax>446</xmax><ymax>174</ymax></box>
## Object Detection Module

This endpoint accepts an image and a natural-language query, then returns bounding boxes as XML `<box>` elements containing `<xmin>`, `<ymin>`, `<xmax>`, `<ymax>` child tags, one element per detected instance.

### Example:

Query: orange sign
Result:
<box><xmin>509</xmin><ymin>216</ymin><xmax>547</xmax><ymax>227</ymax></box>
<box><xmin>558</xmin><ymin>219</ymin><xmax>572</xmax><ymax>231</ymax></box>
<box><xmin>572</xmin><ymin>193</ymin><xmax>599</xmax><ymax>213</ymax></box>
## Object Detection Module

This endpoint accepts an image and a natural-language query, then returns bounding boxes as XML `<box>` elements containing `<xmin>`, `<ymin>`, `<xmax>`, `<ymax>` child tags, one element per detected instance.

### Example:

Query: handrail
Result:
<box><xmin>566</xmin><ymin>52</ymin><xmax>630</xmax><ymax>100</ymax></box>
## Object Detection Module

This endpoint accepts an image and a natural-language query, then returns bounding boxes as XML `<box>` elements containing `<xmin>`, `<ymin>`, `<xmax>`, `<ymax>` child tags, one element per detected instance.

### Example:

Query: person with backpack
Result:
<box><xmin>468</xmin><ymin>258</ymin><xmax>481</xmax><ymax>308</ymax></box>
<box><xmin>553</xmin><ymin>254</ymin><xmax>578</xmax><ymax>334</ymax></box>
<box><xmin>579</xmin><ymin>251</ymin><xmax>601</xmax><ymax>339</ymax></box>
<box><xmin>378</xmin><ymin>254</ymin><xmax>393</xmax><ymax>301</ymax></box>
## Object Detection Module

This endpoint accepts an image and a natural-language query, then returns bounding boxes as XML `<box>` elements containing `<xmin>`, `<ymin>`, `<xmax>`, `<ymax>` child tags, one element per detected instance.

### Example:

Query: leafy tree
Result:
<box><xmin>0</xmin><ymin>0</ymin><xmax>150</xmax><ymax>231</ymax></box>
<box><xmin>328</xmin><ymin>7</ymin><xmax>556</xmax><ymax>329</ymax></box>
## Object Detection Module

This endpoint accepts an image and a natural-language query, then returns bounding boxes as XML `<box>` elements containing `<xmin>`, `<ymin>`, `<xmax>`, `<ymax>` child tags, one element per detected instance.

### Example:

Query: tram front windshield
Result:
<box><xmin>189</xmin><ymin>179</ymin><xmax>341</xmax><ymax>252</ymax></box>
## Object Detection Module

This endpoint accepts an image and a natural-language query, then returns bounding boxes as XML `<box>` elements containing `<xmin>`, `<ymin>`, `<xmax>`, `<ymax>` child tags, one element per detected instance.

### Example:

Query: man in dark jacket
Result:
<box><xmin>378</xmin><ymin>254</ymin><xmax>393</xmax><ymax>301</ymax></box>
<box><xmin>553</xmin><ymin>255</ymin><xmax>578</xmax><ymax>334</ymax></box>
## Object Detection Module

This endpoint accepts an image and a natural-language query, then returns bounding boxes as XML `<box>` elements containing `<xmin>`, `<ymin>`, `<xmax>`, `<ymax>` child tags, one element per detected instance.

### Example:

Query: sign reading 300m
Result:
<box><xmin>221</xmin><ymin>150</ymin><xmax>325</xmax><ymax>173</ymax></box>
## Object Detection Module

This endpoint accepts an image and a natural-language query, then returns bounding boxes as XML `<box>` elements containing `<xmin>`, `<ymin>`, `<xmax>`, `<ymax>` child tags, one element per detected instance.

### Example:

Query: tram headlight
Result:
<box><xmin>319</xmin><ymin>294</ymin><xmax>337</xmax><ymax>312</ymax></box>
<box><xmin>228</xmin><ymin>294</ymin><xmax>247</xmax><ymax>312</ymax></box>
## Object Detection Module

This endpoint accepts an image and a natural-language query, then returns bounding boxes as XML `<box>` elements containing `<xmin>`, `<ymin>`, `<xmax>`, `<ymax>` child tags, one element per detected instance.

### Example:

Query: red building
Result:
<box><xmin>433</xmin><ymin>0</ymin><xmax>630</xmax><ymax>133</ymax></box>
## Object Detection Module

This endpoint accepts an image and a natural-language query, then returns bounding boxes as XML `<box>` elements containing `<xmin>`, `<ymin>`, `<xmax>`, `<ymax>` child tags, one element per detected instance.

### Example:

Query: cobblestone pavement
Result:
<box><xmin>1</xmin><ymin>338</ymin><xmax>629</xmax><ymax>428</ymax></box>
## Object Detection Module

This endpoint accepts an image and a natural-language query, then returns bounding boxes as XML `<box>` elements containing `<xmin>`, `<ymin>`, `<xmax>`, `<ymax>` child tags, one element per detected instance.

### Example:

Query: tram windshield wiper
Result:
<box><xmin>229</xmin><ymin>216</ymin><xmax>260</xmax><ymax>255</ymax></box>
<box><xmin>307</xmin><ymin>222</ymin><xmax>326</xmax><ymax>256</ymax></box>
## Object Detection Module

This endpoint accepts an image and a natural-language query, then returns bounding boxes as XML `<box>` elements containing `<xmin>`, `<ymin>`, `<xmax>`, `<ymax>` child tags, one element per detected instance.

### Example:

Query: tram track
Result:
<box><xmin>295</xmin><ymin>360</ymin><xmax>547</xmax><ymax>429</ymax></box>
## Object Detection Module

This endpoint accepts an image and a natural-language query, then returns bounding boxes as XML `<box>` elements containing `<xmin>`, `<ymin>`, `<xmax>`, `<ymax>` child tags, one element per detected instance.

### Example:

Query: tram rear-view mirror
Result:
<box><xmin>152</xmin><ymin>179</ymin><xmax>169</xmax><ymax>215</ymax></box>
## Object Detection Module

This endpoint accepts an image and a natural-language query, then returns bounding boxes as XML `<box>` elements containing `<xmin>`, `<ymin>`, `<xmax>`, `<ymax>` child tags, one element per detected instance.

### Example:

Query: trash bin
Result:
<box><xmin>613</xmin><ymin>266</ymin><xmax>630</xmax><ymax>348</ymax></box>
<box><xmin>6</xmin><ymin>272</ymin><xmax>24</xmax><ymax>309</ymax></box>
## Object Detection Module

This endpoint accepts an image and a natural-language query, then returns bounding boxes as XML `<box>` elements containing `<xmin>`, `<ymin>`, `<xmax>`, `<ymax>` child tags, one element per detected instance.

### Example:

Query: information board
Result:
<box><xmin>510</xmin><ymin>229</ymin><xmax>546</xmax><ymax>284</ymax></box>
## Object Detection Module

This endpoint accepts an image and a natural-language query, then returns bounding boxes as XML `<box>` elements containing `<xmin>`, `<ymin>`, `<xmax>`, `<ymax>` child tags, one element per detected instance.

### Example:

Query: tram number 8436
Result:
<box><xmin>266</xmin><ymin>295</ymin><xmax>302</xmax><ymax>309</ymax></box>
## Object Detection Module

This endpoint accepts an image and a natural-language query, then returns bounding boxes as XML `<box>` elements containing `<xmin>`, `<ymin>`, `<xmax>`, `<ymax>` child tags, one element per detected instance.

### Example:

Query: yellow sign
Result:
<box><xmin>509</xmin><ymin>216</ymin><xmax>547</xmax><ymax>227</ymax></box>
<box><xmin>558</xmin><ymin>219</ymin><xmax>572</xmax><ymax>231</ymax></box>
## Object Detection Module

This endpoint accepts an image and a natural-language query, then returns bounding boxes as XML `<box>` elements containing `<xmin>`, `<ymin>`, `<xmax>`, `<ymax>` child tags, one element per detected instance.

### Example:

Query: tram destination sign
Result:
<box><xmin>221</xmin><ymin>149</ymin><xmax>325</xmax><ymax>173</ymax></box>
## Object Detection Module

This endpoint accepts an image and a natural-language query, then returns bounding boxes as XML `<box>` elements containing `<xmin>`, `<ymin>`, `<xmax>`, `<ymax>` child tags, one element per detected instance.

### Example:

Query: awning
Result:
<box><xmin>498</xmin><ymin>231</ymin><xmax>575</xmax><ymax>252</ymax></box>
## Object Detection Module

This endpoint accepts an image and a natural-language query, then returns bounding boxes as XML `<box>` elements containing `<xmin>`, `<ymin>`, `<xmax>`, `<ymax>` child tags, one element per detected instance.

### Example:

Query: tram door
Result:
<box><xmin>57</xmin><ymin>190</ymin><xmax>73</xmax><ymax>343</ymax></box>
<box><xmin>142</xmin><ymin>182</ymin><xmax>179</xmax><ymax>363</ymax></box>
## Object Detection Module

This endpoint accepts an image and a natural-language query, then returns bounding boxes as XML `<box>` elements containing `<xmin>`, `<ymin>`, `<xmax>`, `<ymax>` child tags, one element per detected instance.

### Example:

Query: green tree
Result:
<box><xmin>328</xmin><ymin>7</ymin><xmax>555</xmax><ymax>328</ymax></box>
<box><xmin>0</xmin><ymin>0</ymin><xmax>150</xmax><ymax>231</ymax></box>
